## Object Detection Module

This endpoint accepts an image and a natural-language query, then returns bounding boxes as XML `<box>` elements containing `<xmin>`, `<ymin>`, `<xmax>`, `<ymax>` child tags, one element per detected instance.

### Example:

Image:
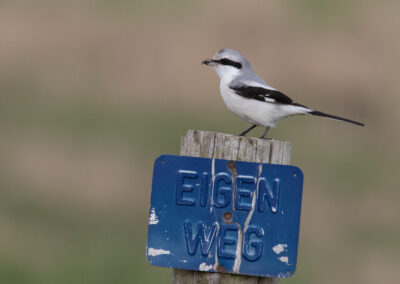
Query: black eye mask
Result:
<box><xmin>217</xmin><ymin>58</ymin><xmax>242</xmax><ymax>69</ymax></box>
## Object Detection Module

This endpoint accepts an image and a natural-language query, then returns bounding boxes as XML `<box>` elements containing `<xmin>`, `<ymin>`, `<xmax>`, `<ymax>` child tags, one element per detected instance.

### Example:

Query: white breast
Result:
<box><xmin>219</xmin><ymin>80</ymin><xmax>308</xmax><ymax>127</ymax></box>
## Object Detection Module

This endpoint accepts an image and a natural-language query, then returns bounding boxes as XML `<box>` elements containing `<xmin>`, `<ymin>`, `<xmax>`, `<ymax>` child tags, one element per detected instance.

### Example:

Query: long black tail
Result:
<box><xmin>309</xmin><ymin>110</ymin><xmax>365</xmax><ymax>127</ymax></box>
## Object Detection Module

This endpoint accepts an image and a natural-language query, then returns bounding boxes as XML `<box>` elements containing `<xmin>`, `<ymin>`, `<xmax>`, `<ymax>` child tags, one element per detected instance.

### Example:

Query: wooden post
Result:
<box><xmin>173</xmin><ymin>129</ymin><xmax>292</xmax><ymax>284</ymax></box>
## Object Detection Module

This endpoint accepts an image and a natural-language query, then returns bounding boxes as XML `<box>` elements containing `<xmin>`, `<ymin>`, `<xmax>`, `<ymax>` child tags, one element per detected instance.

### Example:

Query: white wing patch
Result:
<box><xmin>263</xmin><ymin>97</ymin><xmax>276</xmax><ymax>103</ymax></box>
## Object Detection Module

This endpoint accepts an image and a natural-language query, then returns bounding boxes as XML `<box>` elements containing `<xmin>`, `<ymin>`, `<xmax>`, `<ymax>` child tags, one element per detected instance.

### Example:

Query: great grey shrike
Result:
<box><xmin>202</xmin><ymin>49</ymin><xmax>364</xmax><ymax>138</ymax></box>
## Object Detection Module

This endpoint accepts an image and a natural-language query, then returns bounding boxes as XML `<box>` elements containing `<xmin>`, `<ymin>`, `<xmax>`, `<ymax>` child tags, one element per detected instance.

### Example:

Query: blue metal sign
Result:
<box><xmin>147</xmin><ymin>155</ymin><xmax>303</xmax><ymax>278</ymax></box>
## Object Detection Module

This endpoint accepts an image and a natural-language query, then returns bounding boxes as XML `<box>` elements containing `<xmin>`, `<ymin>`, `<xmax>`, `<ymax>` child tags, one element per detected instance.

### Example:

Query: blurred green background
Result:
<box><xmin>0</xmin><ymin>0</ymin><xmax>399</xmax><ymax>283</ymax></box>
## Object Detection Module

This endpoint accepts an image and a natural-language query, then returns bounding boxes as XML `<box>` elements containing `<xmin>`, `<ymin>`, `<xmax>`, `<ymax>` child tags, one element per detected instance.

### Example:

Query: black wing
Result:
<box><xmin>230</xmin><ymin>85</ymin><xmax>295</xmax><ymax>105</ymax></box>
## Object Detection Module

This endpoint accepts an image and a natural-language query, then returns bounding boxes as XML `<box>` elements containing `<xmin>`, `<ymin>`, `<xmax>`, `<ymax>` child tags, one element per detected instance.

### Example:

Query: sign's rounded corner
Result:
<box><xmin>291</xmin><ymin>166</ymin><xmax>304</xmax><ymax>179</ymax></box>
<box><xmin>284</xmin><ymin>265</ymin><xmax>297</xmax><ymax>278</ymax></box>
<box><xmin>145</xmin><ymin>248</ymin><xmax>152</xmax><ymax>264</ymax></box>
<box><xmin>145</xmin><ymin>248</ymin><xmax>159</xmax><ymax>266</ymax></box>
<box><xmin>154</xmin><ymin>154</ymin><xmax>170</xmax><ymax>164</ymax></box>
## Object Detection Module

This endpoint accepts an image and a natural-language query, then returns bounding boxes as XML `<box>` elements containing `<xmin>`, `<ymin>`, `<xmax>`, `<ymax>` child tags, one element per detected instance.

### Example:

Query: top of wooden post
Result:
<box><xmin>180</xmin><ymin>130</ymin><xmax>291</xmax><ymax>165</ymax></box>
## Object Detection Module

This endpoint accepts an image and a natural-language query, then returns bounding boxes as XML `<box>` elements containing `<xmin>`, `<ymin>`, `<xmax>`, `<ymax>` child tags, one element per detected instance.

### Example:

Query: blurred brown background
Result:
<box><xmin>0</xmin><ymin>1</ymin><xmax>399</xmax><ymax>283</ymax></box>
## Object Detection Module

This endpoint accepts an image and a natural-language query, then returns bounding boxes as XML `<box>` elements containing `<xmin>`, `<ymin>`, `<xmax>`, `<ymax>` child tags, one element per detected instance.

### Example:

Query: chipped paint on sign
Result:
<box><xmin>199</xmin><ymin>263</ymin><xmax>213</xmax><ymax>271</ymax></box>
<box><xmin>232</xmin><ymin>224</ymin><xmax>243</xmax><ymax>273</ymax></box>
<box><xmin>149</xmin><ymin>208</ymin><xmax>159</xmax><ymax>225</ymax></box>
<box><xmin>210</xmin><ymin>158</ymin><xmax>215</xmax><ymax>213</ymax></box>
<box><xmin>148</xmin><ymin>248</ymin><xmax>171</xmax><ymax>256</ymax></box>
<box><xmin>272</xmin><ymin>244</ymin><xmax>287</xmax><ymax>255</ymax></box>
<box><xmin>278</xmin><ymin>256</ymin><xmax>289</xmax><ymax>264</ymax></box>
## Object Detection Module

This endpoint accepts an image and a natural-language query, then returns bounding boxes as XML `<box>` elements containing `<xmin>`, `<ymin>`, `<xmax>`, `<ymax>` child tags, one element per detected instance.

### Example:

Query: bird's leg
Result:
<box><xmin>238</xmin><ymin>124</ymin><xmax>257</xmax><ymax>136</ymax></box>
<box><xmin>260</xmin><ymin>127</ymin><xmax>270</xmax><ymax>139</ymax></box>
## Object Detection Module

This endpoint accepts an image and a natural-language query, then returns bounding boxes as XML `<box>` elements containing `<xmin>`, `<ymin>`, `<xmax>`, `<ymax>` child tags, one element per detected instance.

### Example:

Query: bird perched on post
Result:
<box><xmin>202</xmin><ymin>49</ymin><xmax>364</xmax><ymax>139</ymax></box>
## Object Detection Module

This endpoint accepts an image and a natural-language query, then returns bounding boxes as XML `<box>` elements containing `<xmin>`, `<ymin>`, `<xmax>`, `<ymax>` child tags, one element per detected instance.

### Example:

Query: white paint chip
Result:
<box><xmin>272</xmin><ymin>244</ymin><xmax>287</xmax><ymax>254</ymax></box>
<box><xmin>278</xmin><ymin>256</ymin><xmax>289</xmax><ymax>264</ymax></box>
<box><xmin>149</xmin><ymin>208</ymin><xmax>159</xmax><ymax>225</ymax></box>
<box><xmin>148</xmin><ymin>248</ymin><xmax>171</xmax><ymax>256</ymax></box>
<box><xmin>232</xmin><ymin>230</ymin><xmax>243</xmax><ymax>273</ymax></box>
<box><xmin>199</xmin><ymin>263</ymin><xmax>213</xmax><ymax>271</ymax></box>
<box><xmin>210</xmin><ymin>158</ymin><xmax>215</xmax><ymax>214</ymax></box>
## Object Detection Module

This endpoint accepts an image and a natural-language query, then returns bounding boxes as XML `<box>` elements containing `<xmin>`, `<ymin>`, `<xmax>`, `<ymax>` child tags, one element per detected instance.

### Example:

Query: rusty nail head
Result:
<box><xmin>223</xmin><ymin>211</ymin><xmax>233</xmax><ymax>222</ymax></box>
<box><xmin>216</xmin><ymin>265</ymin><xmax>226</xmax><ymax>273</ymax></box>
<box><xmin>227</xmin><ymin>160</ymin><xmax>236</xmax><ymax>169</ymax></box>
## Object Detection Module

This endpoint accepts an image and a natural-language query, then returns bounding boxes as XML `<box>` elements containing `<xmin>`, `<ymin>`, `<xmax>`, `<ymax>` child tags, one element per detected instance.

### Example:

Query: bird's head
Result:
<box><xmin>202</xmin><ymin>49</ymin><xmax>252</xmax><ymax>79</ymax></box>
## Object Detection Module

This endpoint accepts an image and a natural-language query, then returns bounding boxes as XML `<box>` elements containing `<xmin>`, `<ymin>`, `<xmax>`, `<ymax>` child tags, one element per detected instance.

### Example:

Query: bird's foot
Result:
<box><xmin>259</xmin><ymin>136</ymin><xmax>272</xmax><ymax>140</ymax></box>
<box><xmin>259</xmin><ymin>127</ymin><xmax>271</xmax><ymax>139</ymax></box>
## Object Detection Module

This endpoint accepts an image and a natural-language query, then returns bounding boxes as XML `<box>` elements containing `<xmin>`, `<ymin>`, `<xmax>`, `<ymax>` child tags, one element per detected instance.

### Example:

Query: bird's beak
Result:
<box><xmin>202</xmin><ymin>59</ymin><xmax>216</xmax><ymax>66</ymax></box>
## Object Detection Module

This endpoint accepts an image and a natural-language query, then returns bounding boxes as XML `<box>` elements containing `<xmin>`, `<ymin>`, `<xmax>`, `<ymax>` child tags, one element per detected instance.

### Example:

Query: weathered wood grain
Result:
<box><xmin>173</xmin><ymin>130</ymin><xmax>292</xmax><ymax>284</ymax></box>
